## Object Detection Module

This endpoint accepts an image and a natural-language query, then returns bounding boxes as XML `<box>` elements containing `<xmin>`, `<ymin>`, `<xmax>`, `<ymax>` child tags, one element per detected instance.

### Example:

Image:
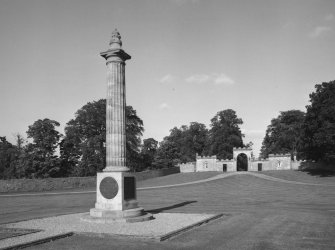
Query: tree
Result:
<box><xmin>153</xmin><ymin>140</ymin><xmax>181</xmax><ymax>169</ymax></box>
<box><xmin>303</xmin><ymin>80</ymin><xmax>335</xmax><ymax>163</ymax></box>
<box><xmin>13</xmin><ymin>133</ymin><xmax>25</xmax><ymax>151</ymax></box>
<box><xmin>25</xmin><ymin>119</ymin><xmax>62</xmax><ymax>178</ymax></box>
<box><xmin>182</xmin><ymin>122</ymin><xmax>208</xmax><ymax>161</ymax></box>
<box><xmin>152</xmin><ymin>122</ymin><xmax>208</xmax><ymax>168</ymax></box>
<box><xmin>125</xmin><ymin>106</ymin><xmax>144</xmax><ymax>171</ymax></box>
<box><xmin>0</xmin><ymin>134</ymin><xmax>31</xmax><ymax>179</ymax></box>
<box><xmin>27</xmin><ymin>119</ymin><xmax>61</xmax><ymax>157</ymax></box>
<box><xmin>8</xmin><ymin>134</ymin><xmax>27</xmax><ymax>179</ymax></box>
<box><xmin>206</xmin><ymin>109</ymin><xmax>244</xmax><ymax>159</ymax></box>
<box><xmin>62</xmin><ymin>99</ymin><xmax>144</xmax><ymax>175</ymax></box>
<box><xmin>140</xmin><ymin>138</ymin><xmax>158</xmax><ymax>170</ymax></box>
<box><xmin>62</xmin><ymin>99</ymin><xmax>106</xmax><ymax>176</ymax></box>
<box><xmin>260</xmin><ymin>110</ymin><xmax>305</xmax><ymax>159</ymax></box>
<box><xmin>152</xmin><ymin>111</ymin><xmax>244</xmax><ymax>167</ymax></box>
<box><xmin>0</xmin><ymin>137</ymin><xmax>17</xmax><ymax>179</ymax></box>
<box><xmin>152</xmin><ymin>128</ymin><xmax>182</xmax><ymax>169</ymax></box>
<box><xmin>142</xmin><ymin>138</ymin><xmax>158</xmax><ymax>156</ymax></box>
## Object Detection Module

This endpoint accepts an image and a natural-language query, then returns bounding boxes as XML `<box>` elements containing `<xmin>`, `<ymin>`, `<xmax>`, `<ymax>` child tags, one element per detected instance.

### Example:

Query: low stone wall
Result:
<box><xmin>291</xmin><ymin>161</ymin><xmax>302</xmax><ymax>170</ymax></box>
<box><xmin>196</xmin><ymin>156</ymin><xmax>217</xmax><ymax>172</ymax></box>
<box><xmin>180</xmin><ymin>162</ymin><xmax>196</xmax><ymax>173</ymax></box>
<box><xmin>216</xmin><ymin>160</ymin><xmax>236</xmax><ymax>172</ymax></box>
<box><xmin>0</xmin><ymin>167</ymin><xmax>180</xmax><ymax>193</ymax></box>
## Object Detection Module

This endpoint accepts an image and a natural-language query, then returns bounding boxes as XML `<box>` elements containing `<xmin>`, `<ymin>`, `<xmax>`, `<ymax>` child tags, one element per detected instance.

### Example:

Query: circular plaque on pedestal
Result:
<box><xmin>100</xmin><ymin>177</ymin><xmax>119</xmax><ymax>199</ymax></box>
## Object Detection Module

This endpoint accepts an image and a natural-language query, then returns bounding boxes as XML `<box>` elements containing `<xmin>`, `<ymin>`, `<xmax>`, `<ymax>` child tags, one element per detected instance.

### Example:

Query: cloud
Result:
<box><xmin>159</xmin><ymin>102</ymin><xmax>170</xmax><ymax>110</ymax></box>
<box><xmin>159</xmin><ymin>74</ymin><xmax>175</xmax><ymax>84</ymax></box>
<box><xmin>185</xmin><ymin>74</ymin><xmax>210</xmax><ymax>84</ymax></box>
<box><xmin>309</xmin><ymin>26</ymin><xmax>332</xmax><ymax>38</ymax></box>
<box><xmin>185</xmin><ymin>73</ymin><xmax>235</xmax><ymax>86</ymax></box>
<box><xmin>213</xmin><ymin>74</ymin><xmax>235</xmax><ymax>86</ymax></box>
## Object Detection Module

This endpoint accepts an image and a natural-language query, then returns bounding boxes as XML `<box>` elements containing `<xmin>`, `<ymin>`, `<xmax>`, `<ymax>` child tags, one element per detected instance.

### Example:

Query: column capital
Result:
<box><xmin>100</xmin><ymin>49</ymin><xmax>131</xmax><ymax>63</ymax></box>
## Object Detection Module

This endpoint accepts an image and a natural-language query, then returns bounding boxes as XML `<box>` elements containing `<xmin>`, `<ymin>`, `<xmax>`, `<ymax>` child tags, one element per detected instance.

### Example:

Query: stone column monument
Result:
<box><xmin>89</xmin><ymin>29</ymin><xmax>152</xmax><ymax>223</ymax></box>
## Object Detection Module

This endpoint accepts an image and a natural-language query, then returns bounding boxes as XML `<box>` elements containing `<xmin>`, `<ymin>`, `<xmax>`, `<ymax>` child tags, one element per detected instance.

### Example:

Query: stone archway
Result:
<box><xmin>237</xmin><ymin>153</ymin><xmax>248</xmax><ymax>171</ymax></box>
<box><xmin>233</xmin><ymin>147</ymin><xmax>253</xmax><ymax>172</ymax></box>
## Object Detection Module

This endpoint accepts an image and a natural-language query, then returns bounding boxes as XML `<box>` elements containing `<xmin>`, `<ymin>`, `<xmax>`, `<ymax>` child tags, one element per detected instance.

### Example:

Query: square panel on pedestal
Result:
<box><xmin>124</xmin><ymin>176</ymin><xmax>136</xmax><ymax>200</ymax></box>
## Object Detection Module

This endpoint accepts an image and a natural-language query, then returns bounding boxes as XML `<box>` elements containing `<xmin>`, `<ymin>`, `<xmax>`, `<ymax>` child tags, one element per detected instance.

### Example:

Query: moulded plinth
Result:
<box><xmin>88</xmin><ymin>171</ymin><xmax>153</xmax><ymax>223</ymax></box>
<box><xmin>86</xmin><ymin>207</ymin><xmax>153</xmax><ymax>223</ymax></box>
<box><xmin>103</xmin><ymin>166</ymin><xmax>130</xmax><ymax>172</ymax></box>
<box><xmin>90</xmin><ymin>207</ymin><xmax>144</xmax><ymax>218</ymax></box>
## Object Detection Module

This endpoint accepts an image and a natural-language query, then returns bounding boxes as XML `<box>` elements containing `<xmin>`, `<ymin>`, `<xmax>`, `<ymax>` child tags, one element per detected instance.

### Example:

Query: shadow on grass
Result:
<box><xmin>147</xmin><ymin>201</ymin><xmax>197</xmax><ymax>214</ymax></box>
<box><xmin>300</xmin><ymin>168</ymin><xmax>335</xmax><ymax>177</ymax></box>
<box><xmin>299</xmin><ymin>162</ymin><xmax>335</xmax><ymax>177</ymax></box>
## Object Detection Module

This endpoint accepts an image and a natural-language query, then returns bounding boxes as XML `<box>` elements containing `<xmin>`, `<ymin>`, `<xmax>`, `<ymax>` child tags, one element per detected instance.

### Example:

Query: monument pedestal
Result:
<box><xmin>88</xmin><ymin>172</ymin><xmax>153</xmax><ymax>223</ymax></box>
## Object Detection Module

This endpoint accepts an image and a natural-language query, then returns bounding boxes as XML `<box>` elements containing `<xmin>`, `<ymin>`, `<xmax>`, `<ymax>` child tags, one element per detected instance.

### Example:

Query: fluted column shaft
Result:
<box><xmin>101</xmin><ymin>29</ymin><xmax>131</xmax><ymax>172</ymax></box>
<box><xmin>105</xmin><ymin>61</ymin><xmax>127</xmax><ymax>171</ymax></box>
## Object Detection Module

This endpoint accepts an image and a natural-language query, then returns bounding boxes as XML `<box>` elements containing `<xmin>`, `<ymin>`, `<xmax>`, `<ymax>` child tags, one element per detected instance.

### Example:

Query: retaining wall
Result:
<box><xmin>180</xmin><ymin>163</ymin><xmax>196</xmax><ymax>173</ymax></box>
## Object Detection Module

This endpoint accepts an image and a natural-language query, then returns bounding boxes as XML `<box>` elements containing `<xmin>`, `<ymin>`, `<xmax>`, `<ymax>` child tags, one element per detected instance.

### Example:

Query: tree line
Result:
<box><xmin>0</xmin><ymin>101</ymin><xmax>247</xmax><ymax>179</ymax></box>
<box><xmin>0</xmin><ymin>100</ymin><xmax>147</xmax><ymax>179</ymax></box>
<box><xmin>1</xmin><ymin>80</ymin><xmax>334</xmax><ymax>179</ymax></box>
<box><xmin>260</xmin><ymin>80</ymin><xmax>335</xmax><ymax>165</ymax></box>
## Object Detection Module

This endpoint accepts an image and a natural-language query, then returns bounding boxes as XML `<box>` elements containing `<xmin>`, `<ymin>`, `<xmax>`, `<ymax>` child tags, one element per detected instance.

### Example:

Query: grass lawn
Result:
<box><xmin>137</xmin><ymin>171</ymin><xmax>221</xmax><ymax>188</ymax></box>
<box><xmin>18</xmin><ymin>170</ymin><xmax>335</xmax><ymax>250</ymax></box>
<box><xmin>259</xmin><ymin>169</ymin><xmax>335</xmax><ymax>185</ymax></box>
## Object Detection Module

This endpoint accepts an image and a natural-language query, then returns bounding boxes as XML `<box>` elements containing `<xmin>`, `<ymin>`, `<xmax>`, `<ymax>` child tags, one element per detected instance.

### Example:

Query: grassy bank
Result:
<box><xmin>0</xmin><ymin>167</ymin><xmax>180</xmax><ymax>193</ymax></box>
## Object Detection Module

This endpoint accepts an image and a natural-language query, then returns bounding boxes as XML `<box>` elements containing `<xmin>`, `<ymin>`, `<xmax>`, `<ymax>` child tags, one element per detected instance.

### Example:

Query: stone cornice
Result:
<box><xmin>233</xmin><ymin>147</ymin><xmax>252</xmax><ymax>151</ymax></box>
<box><xmin>100</xmin><ymin>48</ymin><xmax>131</xmax><ymax>63</ymax></box>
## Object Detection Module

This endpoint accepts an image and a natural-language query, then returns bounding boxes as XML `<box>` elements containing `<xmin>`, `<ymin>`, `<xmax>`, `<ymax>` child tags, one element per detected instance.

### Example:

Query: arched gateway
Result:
<box><xmin>233</xmin><ymin>147</ymin><xmax>252</xmax><ymax>172</ymax></box>
<box><xmin>236</xmin><ymin>153</ymin><xmax>248</xmax><ymax>171</ymax></box>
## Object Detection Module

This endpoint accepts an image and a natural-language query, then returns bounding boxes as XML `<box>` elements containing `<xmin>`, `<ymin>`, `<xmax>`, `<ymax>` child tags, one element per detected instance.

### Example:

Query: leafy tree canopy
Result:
<box><xmin>153</xmin><ymin>140</ymin><xmax>181</xmax><ymax>169</ymax></box>
<box><xmin>206</xmin><ymin>109</ymin><xmax>244</xmax><ymax>159</ymax></box>
<box><xmin>260</xmin><ymin>110</ymin><xmax>305</xmax><ymax>159</ymax></box>
<box><xmin>62</xmin><ymin>99</ymin><xmax>144</xmax><ymax>176</ymax></box>
<box><xmin>140</xmin><ymin>138</ymin><xmax>158</xmax><ymax>170</ymax></box>
<box><xmin>0</xmin><ymin>137</ymin><xmax>17</xmax><ymax>179</ymax></box>
<box><xmin>126</xmin><ymin>105</ymin><xmax>144</xmax><ymax>171</ymax></box>
<box><xmin>152</xmin><ymin>122</ymin><xmax>208</xmax><ymax>168</ymax></box>
<box><xmin>27</xmin><ymin>119</ymin><xmax>61</xmax><ymax>156</ymax></box>
<box><xmin>303</xmin><ymin>80</ymin><xmax>335</xmax><ymax>163</ymax></box>
<box><xmin>25</xmin><ymin>118</ymin><xmax>62</xmax><ymax>178</ymax></box>
<box><xmin>142</xmin><ymin>138</ymin><xmax>158</xmax><ymax>155</ymax></box>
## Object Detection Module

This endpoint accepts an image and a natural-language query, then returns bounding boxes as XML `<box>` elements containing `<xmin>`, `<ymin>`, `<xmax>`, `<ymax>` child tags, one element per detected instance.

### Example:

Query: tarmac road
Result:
<box><xmin>1</xmin><ymin>171</ymin><xmax>335</xmax><ymax>249</ymax></box>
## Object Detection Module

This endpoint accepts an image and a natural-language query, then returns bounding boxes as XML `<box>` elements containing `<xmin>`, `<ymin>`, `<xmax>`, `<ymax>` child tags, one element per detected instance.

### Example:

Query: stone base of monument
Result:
<box><xmin>88</xmin><ymin>171</ymin><xmax>153</xmax><ymax>223</ymax></box>
<box><xmin>84</xmin><ymin>209</ymin><xmax>153</xmax><ymax>223</ymax></box>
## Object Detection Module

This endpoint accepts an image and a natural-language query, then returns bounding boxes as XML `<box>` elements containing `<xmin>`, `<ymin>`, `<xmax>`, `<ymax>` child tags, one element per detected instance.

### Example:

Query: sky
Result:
<box><xmin>0</xmin><ymin>0</ymin><xmax>334</xmax><ymax>157</ymax></box>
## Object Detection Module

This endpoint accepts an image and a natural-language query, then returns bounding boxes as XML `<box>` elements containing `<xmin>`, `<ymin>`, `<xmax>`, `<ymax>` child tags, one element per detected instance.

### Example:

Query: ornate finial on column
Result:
<box><xmin>109</xmin><ymin>29</ymin><xmax>122</xmax><ymax>49</ymax></box>
<box><xmin>101</xmin><ymin>29</ymin><xmax>130</xmax><ymax>62</ymax></box>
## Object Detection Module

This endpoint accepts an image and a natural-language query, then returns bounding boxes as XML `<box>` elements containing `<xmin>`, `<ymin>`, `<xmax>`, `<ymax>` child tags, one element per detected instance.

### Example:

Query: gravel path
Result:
<box><xmin>0</xmin><ymin>212</ymin><xmax>220</xmax><ymax>249</ymax></box>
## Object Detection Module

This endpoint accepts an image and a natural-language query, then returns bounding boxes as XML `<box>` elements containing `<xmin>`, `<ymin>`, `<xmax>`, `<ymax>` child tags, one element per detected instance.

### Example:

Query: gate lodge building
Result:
<box><xmin>180</xmin><ymin>147</ymin><xmax>301</xmax><ymax>173</ymax></box>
